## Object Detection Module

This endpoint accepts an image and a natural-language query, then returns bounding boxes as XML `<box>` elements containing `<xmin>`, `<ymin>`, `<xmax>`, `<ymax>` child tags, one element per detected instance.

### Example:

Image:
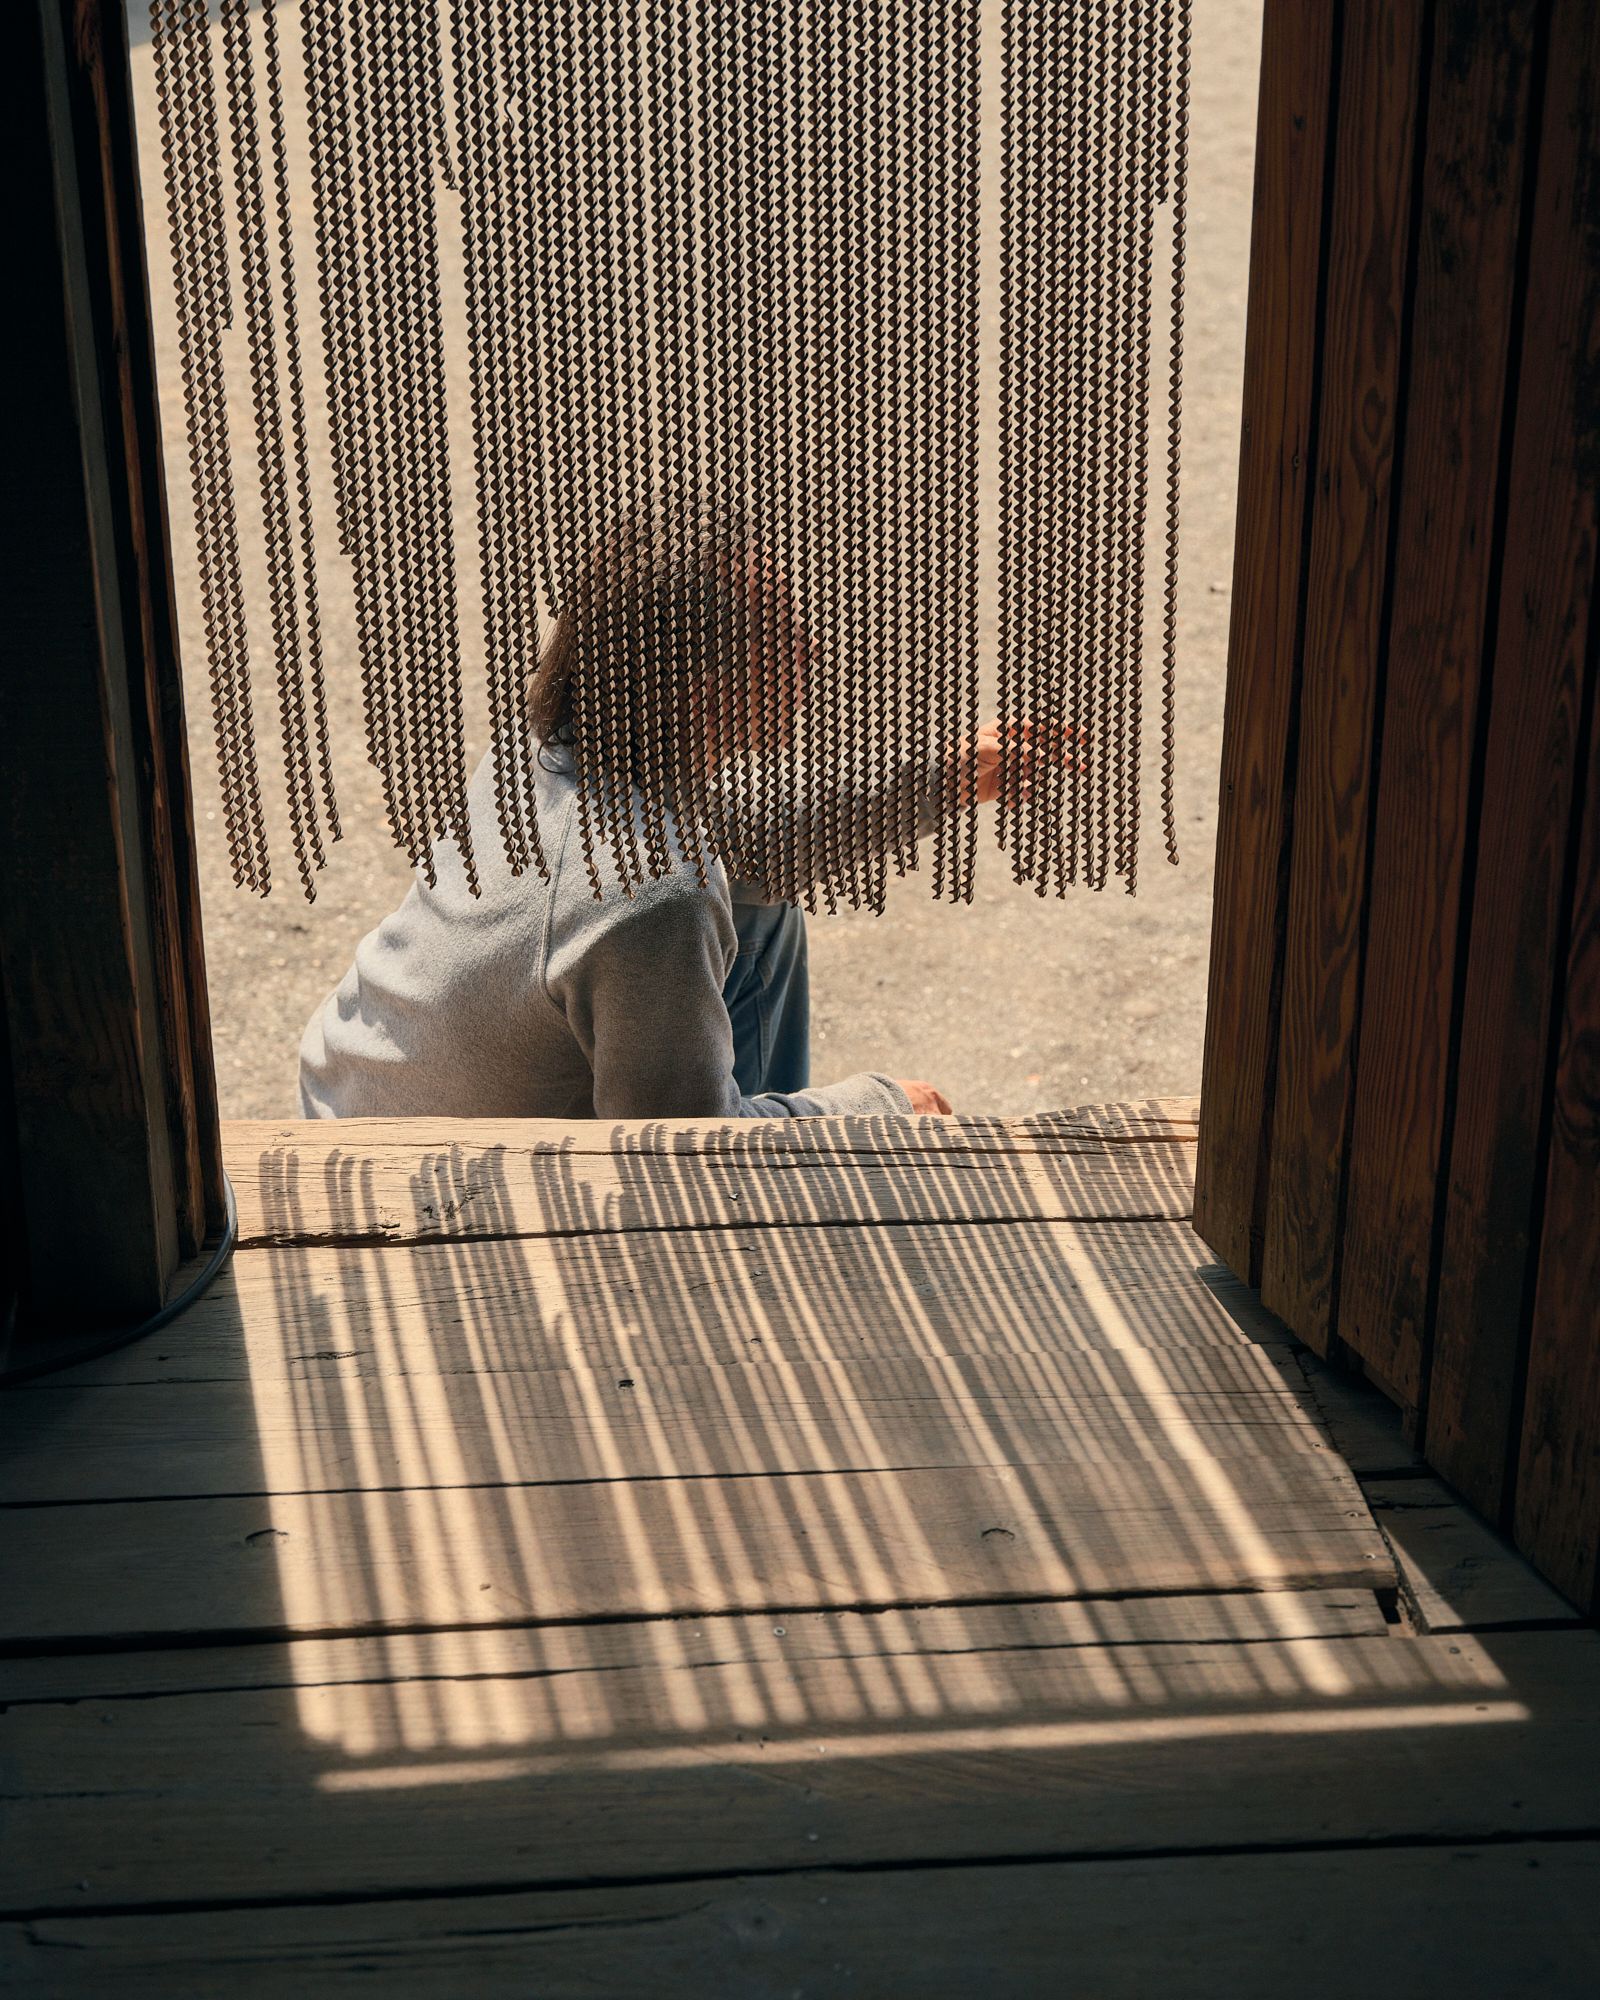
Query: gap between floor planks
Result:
<box><xmin>1</xmin><ymin>1202</ymin><xmax>1381</xmax><ymax>1641</ymax></box>
<box><xmin>1283</xmin><ymin>1347</ymin><xmax>1584</xmax><ymax>1630</ymax></box>
<box><xmin>2</xmin><ymin>1626</ymin><xmax>1596</xmax><ymax>1914</ymax></box>
<box><xmin>36</xmin><ymin>1220</ymin><xmax>1293</xmax><ymax>1395</ymax></box>
<box><xmin>227</xmin><ymin>1099</ymin><xmax>1200</xmax><ymax>1166</ymax></box>
<box><xmin>0</xmin><ymin>1343</ymin><xmax>1344</xmax><ymax>1505</ymax></box>
<box><xmin>0</xmin><ymin>1587</ymin><xmax>1390</xmax><ymax>1703</ymax></box>
<box><xmin>0</xmin><ymin>1442</ymin><xmax>1391</xmax><ymax>1649</ymax></box>
<box><xmin>7</xmin><ymin>1843</ymin><xmax>1597</xmax><ymax>2000</ymax></box>
<box><xmin>223</xmin><ymin>1123</ymin><xmax>1199</xmax><ymax>1248</ymax></box>
<box><xmin>1366</xmin><ymin>1476</ymin><xmax>1582</xmax><ymax>1633</ymax></box>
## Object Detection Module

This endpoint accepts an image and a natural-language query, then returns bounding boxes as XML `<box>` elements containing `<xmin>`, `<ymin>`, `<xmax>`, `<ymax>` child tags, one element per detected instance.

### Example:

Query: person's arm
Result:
<box><xmin>717</xmin><ymin>723</ymin><xmax>1056</xmax><ymax>893</ymax></box>
<box><xmin>713</xmin><ymin>752</ymin><xmax>935</xmax><ymax>892</ymax></box>
<box><xmin>556</xmin><ymin>871</ymin><xmax>912</xmax><ymax>1119</ymax></box>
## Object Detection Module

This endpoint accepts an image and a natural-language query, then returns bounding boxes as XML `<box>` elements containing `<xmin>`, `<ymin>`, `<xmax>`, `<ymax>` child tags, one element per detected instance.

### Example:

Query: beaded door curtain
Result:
<box><xmin>147</xmin><ymin>0</ymin><xmax>1191</xmax><ymax>906</ymax></box>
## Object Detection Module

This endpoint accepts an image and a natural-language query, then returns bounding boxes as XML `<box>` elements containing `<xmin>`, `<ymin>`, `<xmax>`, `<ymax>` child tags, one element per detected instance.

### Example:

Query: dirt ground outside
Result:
<box><xmin>128</xmin><ymin>0</ymin><xmax>1263</xmax><ymax>1120</ymax></box>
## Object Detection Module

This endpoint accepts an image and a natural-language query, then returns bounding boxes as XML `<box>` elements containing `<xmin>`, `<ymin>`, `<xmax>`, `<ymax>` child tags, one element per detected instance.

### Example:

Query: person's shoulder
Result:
<box><xmin>547</xmin><ymin>852</ymin><xmax>733</xmax><ymax>1004</ymax></box>
<box><xmin>608</xmin><ymin>851</ymin><xmax>730</xmax><ymax>927</ymax></box>
<box><xmin>559</xmin><ymin>842</ymin><xmax>729</xmax><ymax>933</ymax></box>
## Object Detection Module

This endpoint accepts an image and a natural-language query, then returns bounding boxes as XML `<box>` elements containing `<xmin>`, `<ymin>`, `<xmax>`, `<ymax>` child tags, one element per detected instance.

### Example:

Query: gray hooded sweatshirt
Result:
<box><xmin>298</xmin><ymin>747</ymin><xmax>916</xmax><ymax>1121</ymax></box>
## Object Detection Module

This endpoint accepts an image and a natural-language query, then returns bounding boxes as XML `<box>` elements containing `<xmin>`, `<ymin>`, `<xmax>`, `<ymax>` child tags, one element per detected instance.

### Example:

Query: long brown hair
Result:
<box><xmin>528</xmin><ymin>506</ymin><xmax>762</xmax><ymax>750</ymax></box>
<box><xmin>528</xmin><ymin>504</ymin><xmax>803</xmax><ymax>894</ymax></box>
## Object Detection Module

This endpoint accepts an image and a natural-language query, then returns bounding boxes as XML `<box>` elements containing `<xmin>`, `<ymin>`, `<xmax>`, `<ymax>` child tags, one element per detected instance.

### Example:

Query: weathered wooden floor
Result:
<box><xmin>2</xmin><ymin>1100</ymin><xmax>1596</xmax><ymax>1996</ymax></box>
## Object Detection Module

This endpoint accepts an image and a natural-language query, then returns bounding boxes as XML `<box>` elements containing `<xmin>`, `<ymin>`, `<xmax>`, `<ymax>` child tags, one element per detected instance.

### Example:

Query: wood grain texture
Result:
<box><xmin>31</xmin><ymin>1220</ymin><xmax>1299</xmax><ymax>1391</ymax></box>
<box><xmin>1428</xmin><ymin>0</ymin><xmax>1600</xmax><ymax>1519</ymax></box>
<box><xmin>2</xmin><ymin>0</ymin><xmax>178</xmax><ymax>1324</ymax></box>
<box><xmin>1193</xmin><ymin>0</ymin><xmax>1340</xmax><ymax>1282</ymax></box>
<box><xmin>10</xmin><ymin>1846</ymin><xmax>1598</xmax><ymax>2000</ymax></box>
<box><xmin>73</xmin><ymin>0</ymin><xmax>223</xmax><ymax>1256</ymax></box>
<box><xmin>1258</xmin><ymin>2</ymin><xmax>1428</xmax><ymax>1354</ymax></box>
<box><xmin>1292</xmin><ymin>1350</ymin><xmax>1424</xmax><ymax>1478</ymax></box>
<box><xmin>228</xmin><ymin>1101</ymin><xmax>1200</xmax><ymax>1168</ymax></box>
<box><xmin>1514</xmin><ymin>622</ymin><xmax>1600</xmax><ymax>1614</ymax></box>
<box><xmin>1336</xmin><ymin>4</ymin><xmax>1541</xmax><ymax>1400</ymax></box>
<box><xmin>0</xmin><ymin>1587</ymin><xmax>1390</xmax><ymax>1705</ymax></box>
<box><xmin>1366</xmin><ymin>1476</ymin><xmax>1581</xmax><ymax>1632</ymax></box>
<box><xmin>0</xmin><ymin>1352</ymin><xmax>1339</xmax><ymax>1504</ymax></box>
<box><xmin>221</xmin><ymin>1125</ymin><xmax>1197</xmax><ymax>1248</ymax></box>
<box><xmin>0</xmin><ymin>1003</ymin><xmax>22</xmax><ymax>1343</ymax></box>
<box><xmin>0</xmin><ymin>1449</ymin><xmax>1387</xmax><ymax>1648</ymax></box>
<box><xmin>0</xmin><ymin>1629</ymin><xmax>1590</xmax><ymax>1911</ymax></box>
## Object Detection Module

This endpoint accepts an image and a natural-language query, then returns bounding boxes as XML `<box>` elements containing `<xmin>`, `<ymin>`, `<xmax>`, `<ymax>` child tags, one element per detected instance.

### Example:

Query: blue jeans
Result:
<box><xmin>723</xmin><ymin>897</ymin><xmax>810</xmax><ymax>1097</ymax></box>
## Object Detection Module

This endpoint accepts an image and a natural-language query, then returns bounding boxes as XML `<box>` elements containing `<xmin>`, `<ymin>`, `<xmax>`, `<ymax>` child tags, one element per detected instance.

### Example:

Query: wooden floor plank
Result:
<box><xmin>227</xmin><ymin>1100</ymin><xmax>1200</xmax><ymax>1174</ymax></box>
<box><xmin>0</xmin><ymin>1589</ymin><xmax>1389</xmax><ymax>1705</ymax></box>
<box><xmin>1</xmin><ymin>1630</ymin><xmax>1593</xmax><ymax>1912</ymax></box>
<box><xmin>1291</xmin><ymin>1349</ymin><xmax>1424</xmax><ymax>1477</ymax></box>
<box><xmin>28</xmin><ymin>1219</ymin><xmax>1295</xmax><ymax>1393</ymax></box>
<box><xmin>226</xmin><ymin>1129</ymin><xmax>1196</xmax><ymax>1247</ymax></box>
<box><xmin>0</xmin><ymin>1444</ymin><xmax>1387</xmax><ymax>1647</ymax></box>
<box><xmin>1367</xmin><ymin>1477</ymin><xmax>1581</xmax><ymax>1633</ymax></box>
<box><xmin>9</xmin><ymin>1844</ymin><xmax>1596</xmax><ymax>1999</ymax></box>
<box><xmin>0</xmin><ymin>1346</ymin><xmax>1339</xmax><ymax>1504</ymax></box>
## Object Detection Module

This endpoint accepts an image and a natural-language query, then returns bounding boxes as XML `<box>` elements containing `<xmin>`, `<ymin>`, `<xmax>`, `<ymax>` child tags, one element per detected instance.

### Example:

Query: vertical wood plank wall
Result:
<box><xmin>1258</xmin><ymin>4</ymin><xmax>1427</xmax><ymax>1354</ymax></box>
<box><xmin>1196</xmin><ymin>0</ymin><xmax>1600</xmax><ymax>1614</ymax></box>
<box><xmin>1193</xmin><ymin>0</ymin><xmax>1341</xmax><ymax>1285</ymax></box>
<box><xmin>2</xmin><ymin>0</ymin><xmax>223</xmax><ymax>1355</ymax></box>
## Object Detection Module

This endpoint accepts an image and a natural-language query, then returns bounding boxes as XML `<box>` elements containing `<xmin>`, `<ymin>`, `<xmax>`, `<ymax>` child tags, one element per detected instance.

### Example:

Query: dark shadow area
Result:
<box><xmin>4</xmin><ymin>1106</ymin><xmax>1593</xmax><ymax>1932</ymax></box>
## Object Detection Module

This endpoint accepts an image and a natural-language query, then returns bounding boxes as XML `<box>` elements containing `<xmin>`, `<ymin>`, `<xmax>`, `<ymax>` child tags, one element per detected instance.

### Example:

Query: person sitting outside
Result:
<box><xmin>299</xmin><ymin>509</ymin><xmax>1044</xmax><ymax>1122</ymax></box>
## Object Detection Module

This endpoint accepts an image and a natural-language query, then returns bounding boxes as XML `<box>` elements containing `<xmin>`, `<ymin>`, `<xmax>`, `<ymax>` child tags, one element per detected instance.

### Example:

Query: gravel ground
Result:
<box><xmin>129</xmin><ymin>0</ymin><xmax>1262</xmax><ymax>1120</ymax></box>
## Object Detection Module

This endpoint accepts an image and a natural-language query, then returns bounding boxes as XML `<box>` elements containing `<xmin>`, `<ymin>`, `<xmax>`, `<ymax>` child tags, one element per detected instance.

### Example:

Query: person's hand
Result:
<box><xmin>896</xmin><ymin>1079</ymin><xmax>953</xmax><ymax>1114</ymax></box>
<box><xmin>953</xmin><ymin>720</ymin><xmax>1085</xmax><ymax>808</ymax></box>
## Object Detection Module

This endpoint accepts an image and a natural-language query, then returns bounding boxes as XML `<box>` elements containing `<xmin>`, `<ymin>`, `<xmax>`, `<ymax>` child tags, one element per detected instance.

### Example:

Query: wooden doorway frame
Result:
<box><xmin>6</xmin><ymin>0</ymin><xmax>1598</xmax><ymax>1610</ymax></box>
<box><xmin>1195</xmin><ymin>0</ymin><xmax>1600</xmax><ymax>1611</ymax></box>
<box><xmin>3</xmin><ymin>0</ymin><xmax>223</xmax><ymax>1345</ymax></box>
